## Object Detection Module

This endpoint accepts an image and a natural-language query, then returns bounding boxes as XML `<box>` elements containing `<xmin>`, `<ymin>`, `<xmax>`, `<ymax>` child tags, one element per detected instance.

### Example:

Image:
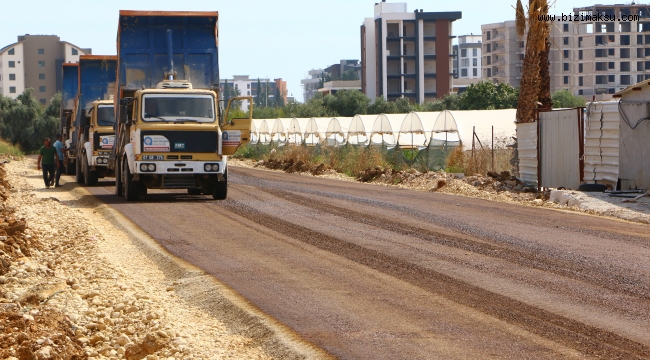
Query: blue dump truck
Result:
<box><xmin>74</xmin><ymin>55</ymin><xmax>118</xmax><ymax>186</ymax></box>
<box><xmin>109</xmin><ymin>11</ymin><xmax>252</xmax><ymax>201</ymax></box>
<box><xmin>60</xmin><ymin>63</ymin><xmax>79</xmax><ymax>175</ymax></box>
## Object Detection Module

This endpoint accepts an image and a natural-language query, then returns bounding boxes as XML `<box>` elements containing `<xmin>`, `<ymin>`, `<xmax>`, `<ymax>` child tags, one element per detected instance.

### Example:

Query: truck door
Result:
<box><xmin>221</xmin><ymin>96</ymin><xmax>253</xmax><ymax>156</ymax></box>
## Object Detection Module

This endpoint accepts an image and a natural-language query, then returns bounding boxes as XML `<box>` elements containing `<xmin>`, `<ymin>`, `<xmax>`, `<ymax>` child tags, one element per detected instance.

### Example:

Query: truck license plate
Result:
<box><xmin>142</xmin><ymin>155</ymin><xmax>164</xmax><ymax>160</ymax></box>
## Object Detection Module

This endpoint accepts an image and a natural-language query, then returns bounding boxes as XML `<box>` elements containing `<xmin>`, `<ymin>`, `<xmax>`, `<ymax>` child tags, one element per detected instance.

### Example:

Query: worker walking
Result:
<box><xmin>37</xmin><ymin>138</ymin><xmax>59</xmax><ymax>189</ymax></box>
<box><xmin>52</xmin><ymin>134</ymin><xmax>65</xmax><ymax>187</ymax></box>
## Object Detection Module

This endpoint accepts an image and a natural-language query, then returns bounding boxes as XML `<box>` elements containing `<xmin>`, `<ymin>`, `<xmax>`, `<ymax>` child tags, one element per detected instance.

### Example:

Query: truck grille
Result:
<box><xmin>162</xmin><ymin>175</ymin><xmax>196</xmax><ymax>189</ymax></box>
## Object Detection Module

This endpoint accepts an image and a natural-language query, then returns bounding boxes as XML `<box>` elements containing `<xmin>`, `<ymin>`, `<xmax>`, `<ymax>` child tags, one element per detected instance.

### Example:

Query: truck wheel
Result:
<box><xmin>65</xmin><ymin>160</ymin><xmax>76</xmax><ymax>175</ymax></box>
<box><xmin>83</xmin><ymin>156</ymin><xmax>98</xmax><ymax>186</ymax></box>
<box><xmin>114</xmin><ymin>159</ymin><xmax>123</xmax><ymax>196</ymax></box>
<box><xmin>123</xmin><ymin>159</ymin><xmax>140</xmax><ymax>201</ymax></box>
<box><xmin>212</xmin><ymin>171</ymin><xmax>228</xmax><ymax>200</ymax></box>
<box><xmin>75</xmin><ymin>157</ymin><xmax>84</xmax><ymax>184</ymax></box>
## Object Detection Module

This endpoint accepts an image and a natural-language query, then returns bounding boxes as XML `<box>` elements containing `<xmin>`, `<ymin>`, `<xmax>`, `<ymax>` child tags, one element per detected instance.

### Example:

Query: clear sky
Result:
<box><xmin>1</xmin><ymin>0</ymin><xmax>599</xmax><ymax>102</ymax></box>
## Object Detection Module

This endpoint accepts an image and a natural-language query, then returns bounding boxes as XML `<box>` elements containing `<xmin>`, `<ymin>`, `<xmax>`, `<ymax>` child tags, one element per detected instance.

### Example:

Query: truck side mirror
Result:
<box><xmin>80</xmin><ymin>109</ymin><xmax>88</xmax><ymax>128</ymax></box>
<box><xmin>120</xmin><ymin>105</ymin><xmax>129</xmax><ymax>124</ymax></box>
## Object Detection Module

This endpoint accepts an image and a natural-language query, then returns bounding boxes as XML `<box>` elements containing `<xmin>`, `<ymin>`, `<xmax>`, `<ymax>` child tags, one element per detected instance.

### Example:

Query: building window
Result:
<box><xmin>563</xmin><ymin>50</ymin><xmax>569</xmax><ymax>58</ymax></box>
<box><xmin>579</xmin><ymin>77</ymin><xmax>583</xmax><ymax>86</ymax></box>
<box><xmin>563</xmin><ymin>76</ymin><xmax>569</xmax><ymax>84</ymax></box>
<box><xmin>638</xmin><ymin>75</ymin><xmax>645</xmax><ymax>83</ymax></box>
<box><xmin>563</xmin><ymin>37</ymin><xmax>569</xmax><ymax>45</ymax></box>
<box><xmin>595</xmin><ymin>75</ymin><xmax>607</xmax><ymax>84</ymax></box>
<box><xmin>473</xmin><ymin>68</ymin><xmax>477</xmax><ymax>76</ymax></box>
<box><xmin>563</xmin><ymin>63</ymin><xmax>569</xmax><ymax>71</ymax></box>
<box><xmin>519</xmin><ymin>54</ymin><xmax>525</xmax><ymax>61</ymax></box>
<box><xmin>621</xmin><ymin>48</ymin><xmax>630</xmax><ymax>58</ymax></box>
<box><xmin>461</xmin><ymin>69</ymin><xmax>468</xmax><ymax>77</ymax></box>
<box><xmin>579</xmin><ymin>89</ymin><xmax>583</xmax><ymax>95</ymax></box>
<box><xmin>608</xmin><ymin>75</ymin><xmax>615</xmax><ymax>83</ymax></box>
<box><xmin>595</xmin><ymin>49</ymin><xmax>606</xmax><ymax>57</ymax></box>
<box><xmin>645</xmin><ymin>61</ymin><xmax>650</xmax><ymax>70</ymax></box>
<box><xmin>486</xmin><ymin>31</ymin><xmax>491</xmax><ymax>40</ymax></box>
<box><xmin>8</xmin><ymin>61</ymin><xmax>15</xmax><ymax>68</ymax></box>
<box><xmin>638</xmin><ymin>35</ymin><xmax>644</xmax><ymax>45</ymax></box>
<box><xmin>9</xmin><ymin>74</ymin><xmax>15</xmax><ymax>81</ymax></box>
<box><xmin>486</xmin><ymin>56</ymin><xmax>491</xmax><ymax>65</ymax></box>
<box><xmin>39</xmin><ymin>86</ymin><xmax>46</xmax><ymax>92</ymax></box>
<box><xmin>608</xmin><ymin>48</ymin><xmax>615</xmax><ymax>56</ymax></box>
<box><xmin>461</xmin><ymin>49</ymin><xmax>467</xmax><ymax>57</ymax></box>
<box><xmin>638</xmin><ymin>61</ymin><xmax>644</xmax><ymax>71</ymax></box>
<box><xmin>621</xmin><ymin>75</ymin><xmax>631</xmax><ymax>85</ymax></box>
<box><xmin>473</xmin><ymin>58</ymin><xmax>477</xmax><ymax>66</ymax></box>
<box><xmin>38</xmin><ymin>61</ymin><xmax>45</xmax><ymax>67</ymax></box>
<box><xmin>520</xmin><ymin>41</ymin><xmax>524</xmax><ymax>48</ymax></box>
<box><xmin>579</xmin><ymin>64</ymin><xmax>583</xmax><ymax>73</ymax></box>
<box><xmin>473</xmin><ymin>48</ymin><xmax>478</xmax><ymax>57</ymax></box>
<box><xmin>487</xmin><ymin>68</ymin><xmax>492</xmax><ymax>77</ymax></box>
<box><xmin>579</xmin><ymin>50</ymin><xmax>583</xmax><ymax>60</ymax></box>
<box><xmin>39</xmin><ymin>73</ymin><xmax>45</xmax><ymax>80</ymax></box>
<box><xmin>461</xmin><ymin>59</ymin><xmax>469</xmax><ymax>67</ymax></box>
<box><xmin>8</xmin><ymin>48</ymin><xmax>14</xmax><ymax>55</ymax></box>
<box><xmin>71</xmin><ymin>48</ymin><xmax>78</xmax><ymax>55</ymax></box>
<box><xmin>621</xmin><ymin>35</ymin><xmax>631</xmax><ymax>46</ymax></box>
<box><xmin>486</xmin><ymin>44</ymin><xmax>491</xmax><ymax>52</ymax></box>
<box><xmin>247</xmin><ymin>84</ymin><xmax>250</xmax><ymax>89</ymax></box>
<box><xmin>596</xmin><ymin>62</ymin><xmax>607</xmax><ymax>71</ymax></box>
<box><xmin>621</xmin><ymin>62</ymin><xmax>631</xmax><ymax>71</ymax></box>
<box><xmin>609</xmin><ymin>62</ymin><xmax>615</xmax><ymax>69</ymax></box>
<box><xmin>39</xmin><ymin>99</ymin><xmax>46</xmax><ymax>105</ymax></box>
<box><xmin>9</xmin><ymin>87</ymin><xmax>16</xmax><ymax>93</ymax></box>
<box><xmin>563</xmin><ymin>23</ymin><xmax>569</xmax><ymax>32</ymax></box>
<box><xmin>38</xmin><ymin>48</ymin><xmax>44</xmax><ymax>55</ymax></box>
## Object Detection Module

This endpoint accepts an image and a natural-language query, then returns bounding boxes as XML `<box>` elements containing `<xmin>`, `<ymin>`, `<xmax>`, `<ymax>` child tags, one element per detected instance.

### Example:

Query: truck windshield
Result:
<box><xmin>97</xmin><ymin>105</ymin><xmax>115</xmax><ymax>127</ymax></box>
<box><xmin>142</xmin><ymin>94</ymin><xmax>215</xmax><ymax>123</ymax></box>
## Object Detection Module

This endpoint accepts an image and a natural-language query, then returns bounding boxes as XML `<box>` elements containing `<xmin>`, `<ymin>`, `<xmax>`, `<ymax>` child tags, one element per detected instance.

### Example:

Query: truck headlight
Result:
<box><xmin>140</xmin><ymin>164</ymin><xmax>147</xmax><ymax>172</ymax></box>
<box><xmin>148</xmin><ymin>164</ymin><xmax>155</xmax><ymax>171</ymax></box>
<box><xmin>211</xmin><ymin>164</ymin><xmax>218</xmax><ymax>171</ymax></box>
<box><xmin>204</xmin><ymin>164</ymin><xmax>211</xmax><ymax>172</ymax></box>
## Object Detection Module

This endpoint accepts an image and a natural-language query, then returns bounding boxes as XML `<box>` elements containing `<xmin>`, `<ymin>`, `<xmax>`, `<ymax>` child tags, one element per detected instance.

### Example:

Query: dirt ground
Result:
<box><xmin>231</xmin><ymin>158</ymin><xmax>650</xmax><ymax>225</ymax></box>
<box><xmin>0</xmin><ymin>157</ymin><xmax>278</xmax><ymax>359</ymax></box>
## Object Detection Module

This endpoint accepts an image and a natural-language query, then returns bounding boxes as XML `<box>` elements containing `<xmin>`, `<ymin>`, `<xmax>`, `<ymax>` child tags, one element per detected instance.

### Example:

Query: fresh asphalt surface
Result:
<box><xmin>78</xmin><ymin>166</ymin><xmax>650</xmax><ymax>359</ymax></box>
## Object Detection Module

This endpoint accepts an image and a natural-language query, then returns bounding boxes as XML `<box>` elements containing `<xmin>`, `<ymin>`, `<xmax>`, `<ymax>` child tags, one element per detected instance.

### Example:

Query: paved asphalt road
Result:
<box><xmin>82</xmin><ymin>166</ymin><xmax>650</xmax><ymax>359</ymax></box>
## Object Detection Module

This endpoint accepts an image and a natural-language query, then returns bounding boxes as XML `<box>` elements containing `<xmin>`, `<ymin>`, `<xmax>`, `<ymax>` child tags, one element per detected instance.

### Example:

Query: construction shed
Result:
<box><xmin>614</xmin><ymin>83</ymin><xmax>650</xmax><ymax>190</ymax></box>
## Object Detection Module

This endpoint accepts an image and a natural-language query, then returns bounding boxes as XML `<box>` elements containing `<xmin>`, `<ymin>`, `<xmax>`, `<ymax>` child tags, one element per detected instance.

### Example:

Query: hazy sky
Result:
<box><xmin>2</xmin><ymin>0</ymin><xmax>598</xmax><ymax>101</ymax></box>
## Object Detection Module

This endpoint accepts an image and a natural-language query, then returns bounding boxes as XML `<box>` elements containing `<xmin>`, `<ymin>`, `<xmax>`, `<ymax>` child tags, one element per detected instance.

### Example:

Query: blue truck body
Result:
<box><xmin>116</xmin><ymin>11</ymin><xmax>219</xmax><ymax>93</ymax></box>
<box><xmin>61</xmin><ymin>63</ymin><xmax>79</xmax><ymax>111</ymax></box>
<box><xmin>78</xmin><ymin>55</ymin><xmax>117</xmax><ymax>113</ymax></box>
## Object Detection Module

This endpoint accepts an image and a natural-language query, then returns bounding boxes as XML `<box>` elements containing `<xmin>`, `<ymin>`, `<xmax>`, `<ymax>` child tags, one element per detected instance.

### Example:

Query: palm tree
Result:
<box><xmin>515</xmin><ymin>0</ymin><xmax>551</xmax><ymax>124</ymax></box>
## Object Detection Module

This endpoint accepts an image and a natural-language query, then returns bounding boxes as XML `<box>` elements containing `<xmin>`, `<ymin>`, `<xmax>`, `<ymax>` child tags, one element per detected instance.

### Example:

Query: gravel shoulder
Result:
<box><xmin>229</xmin><ymin>158</ymin><xmax>650</xmax><ymax>225</ymax></box>
<box><xmin>1</xmin><ymin>157</ymin><xmax>324</xmax><ymax>359</ymax></box>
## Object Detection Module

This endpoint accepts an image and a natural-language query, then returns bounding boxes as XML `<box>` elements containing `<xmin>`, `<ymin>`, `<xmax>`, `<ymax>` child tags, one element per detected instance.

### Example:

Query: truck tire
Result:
<box><xmin>75</xmin><ymin>156</ymin><xmax>85</xmax><ymax>184</ymax></box>
<box><xmin>187</xmin><ymin>188</ymin><xmax>202</xmax><ymax>195</ymax></box>
<box><xmin>212</xmin><ymin>171</ymin><xmax>227</xmax><ymax>200</ymax></box>
<box><xmin>83</xmin><ymin>156</ymin><xmax>98</xmax><ymax>186</ymax></box>
<box><xmin>123</xmin><ymin>159</ymin><xmax>140</xmax><ymax>201</ymax></box>
<box><xmin>65</xmin><ymin>160</ymin><xmax>76</xmax><ymax>175</ymax></box>
<box><xmin>114</xmin><ymin>159</ymin><xmax>123</xmax><ymax>196</ymax></box>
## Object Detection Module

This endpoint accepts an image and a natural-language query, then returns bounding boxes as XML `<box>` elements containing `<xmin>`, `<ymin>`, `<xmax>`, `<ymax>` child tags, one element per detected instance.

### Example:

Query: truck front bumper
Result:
<box><xmin>133</xmin><ymin>160</ymin><xmax>226</xmax><ymax>175</ymax></box>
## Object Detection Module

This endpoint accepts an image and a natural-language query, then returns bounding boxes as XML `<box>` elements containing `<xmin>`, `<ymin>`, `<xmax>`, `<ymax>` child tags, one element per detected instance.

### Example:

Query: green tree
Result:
<box><xmin>322</xmin><ymin>90</ymin><xmax>370</xmax><ymax>117</ymax></box>
<box><xmin>341</xmin><ymin>69</ymin><xmax>360</xmax><ymax>81</ymax></box>
<box><xmin>458</xmin><ymin>81</ymin><xmax>518</xmax><ymax>110</ymax></box>
<box><xmin>255</xmin><ymin>78</ymin><xmax>263</xmax><ymax>107</ymax></box>
<box><xmin>368</xmin><ymin>96</ymin><xmax>397</xmax><ymax>114</ymax></box>
<box><xmin>551</xmin><ymin>89</ymin><xmax>586</xmax><ymax>108</ymax></box>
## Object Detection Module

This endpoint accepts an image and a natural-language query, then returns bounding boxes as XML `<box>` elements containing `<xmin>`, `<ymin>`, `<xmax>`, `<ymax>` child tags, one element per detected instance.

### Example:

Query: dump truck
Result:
<box><xmin>109</xmin><ymin>11</ymin><xmax>251</xmax><ymax>201</ymax></box>
<box><xmin>60</xmin><ymin>63</ymin><xmax>79</xmax><ymax>175</ymax></box>
<box><xmin>74</xmin><ymin>55</ymin><xmax>117</xmax><ymax>186</ymax></box>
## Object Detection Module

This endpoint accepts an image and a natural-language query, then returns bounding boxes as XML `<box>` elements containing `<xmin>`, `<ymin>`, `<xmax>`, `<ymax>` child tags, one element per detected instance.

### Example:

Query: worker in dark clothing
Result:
<box><xmin>37</xmin><ymin>138</ymin><xmax>60</xmax><ymax>189</ymax></box>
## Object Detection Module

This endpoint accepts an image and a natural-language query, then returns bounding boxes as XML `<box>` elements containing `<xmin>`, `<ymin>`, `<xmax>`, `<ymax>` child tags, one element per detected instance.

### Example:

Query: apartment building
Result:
<box><xmin>361</xmin><ymin>1</ymin><xmax>462</xmax><ymax>104</ymax></box>
<box><xmin>301</xmin><ymin>69</ymin><xmax>323</xmax><ymax>102</ymax></box>
<box><xmin>550</xmin><ymin>3</ymin><xmax>650</xmax><ymax>99</ymax></box>
<box><xmin>0</xmin><ymin>35</ymin><xmax>90</xmax><ymax>105</ymax></box>
<box><xmin>481</xmin><ymin>21</ymin><xmax>524</xmax><ymax>88</ymax></box>
<box><xmin>220</xmin><ymin>75</ymin><xmax>287</xmax><ymax>111</ymax></box>
<box><xmin>457</xmin><ymin>35</ymin><xmax>482</xmax><ymax>79</ymax></box>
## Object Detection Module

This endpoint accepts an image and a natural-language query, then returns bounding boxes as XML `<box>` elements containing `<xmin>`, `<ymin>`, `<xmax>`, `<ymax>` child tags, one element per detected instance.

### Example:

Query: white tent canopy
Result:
<box><xmin>399</xmin><ymin>112</ymin><xmax>440</xmax><ymax>147</ymax></box>
<box><xmin>257</xmin><ymin>119</ymin><xmax>271</xmax><ymax>145</ymax></box>
<box><xmin>325</xmin><ymin>117</ymin><xmax>350</xmax><ymax>146</ymax></box>
<box><xmin>370</xmin><ymin>113</ymin><xmax>405</xmax><ymax>146</ymax></box>
<box><xmin>271</xmin><ymin>118</ymin><xmax>286</xmax><ymax>144</ymax></box>
<box><xmin>348</xmin><ymin>114</ymin><xmax>376</xmax><ymax>145</ymax></box>
<box><xmin>433</xmin><ymin>109</ymin><xmax>516</xmax><ymax>148</ymax></box>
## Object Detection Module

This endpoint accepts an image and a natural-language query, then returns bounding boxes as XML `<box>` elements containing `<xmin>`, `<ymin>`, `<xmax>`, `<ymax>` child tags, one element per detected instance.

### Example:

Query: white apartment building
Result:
<box><xmin>361</xmin><ymin>1</ymin><xmax>462</xmax><ymax>104</ymax></box>
<box><xmin>301</xmin><ymin>68</ymin><xmax>323</xmax><ymax>102</ymax></box>
<box><xmin>481</xmin><ymin>21</ymin><xmax>524</xmax><ymax>88</ymax></box>
<box><xmin>457</xmin><ymin>35</ymin><xmax>482</xmax><ymax>79</ymax></box>
<box><xmin>0</xmin><ymin>35</ymin><xmax>90</xmax><ymax>105</ymax></box>
<box><xmin>550</xmin><ymin>3</ymin><xmax>650</xmax><ymax>100</ymax></box>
